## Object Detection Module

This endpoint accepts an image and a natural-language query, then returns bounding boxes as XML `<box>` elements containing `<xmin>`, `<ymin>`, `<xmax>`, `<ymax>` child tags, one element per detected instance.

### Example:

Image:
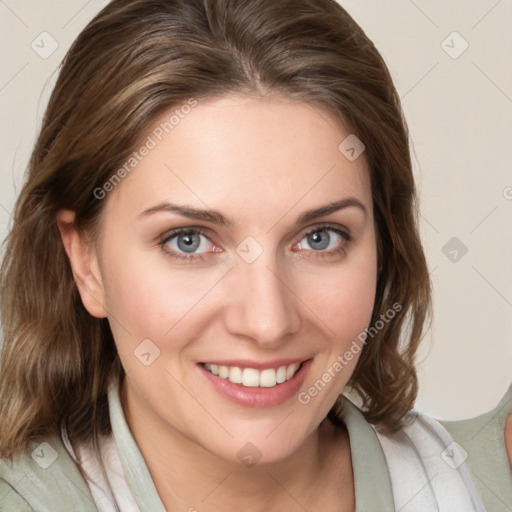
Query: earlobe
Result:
<box><xmin>56</xmin><ymin>209</ymin><xmax>108</xmax><ymax>318</ymax></box>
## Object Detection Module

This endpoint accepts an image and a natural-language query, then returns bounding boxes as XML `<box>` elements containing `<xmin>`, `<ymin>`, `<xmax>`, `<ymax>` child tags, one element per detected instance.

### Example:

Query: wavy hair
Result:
<box><xmin>0</xmin><ymin>0</ymin><xmax>431</xmax><ymax>460</ymax></box>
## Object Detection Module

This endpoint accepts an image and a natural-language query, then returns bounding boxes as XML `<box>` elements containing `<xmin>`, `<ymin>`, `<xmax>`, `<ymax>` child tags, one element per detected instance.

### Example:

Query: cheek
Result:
<box><xmin>296</xmin><ymin>259</ymin><xmax>377</xmax><ymax>420</ymax></box>
<box><xmin>300</xmin><ymin>243</ymin><xmax>378</xmax><ymax>404</ymax></box>
<box><xmin>305</xmin><ymin>252</ymin><xmax>378</xmax><ymax>343</ymax></box>
<box><xmin>330</xmin><ymin>273</ymin><xmax>375</xmax><ymax>328</ymax></box>
<box><xmin>99</xmin><ymin>242</ymin><xmax>226</xmax><ymax>352</ymax></box>
<box><xmin>313</xmin><ymin>274</ymin><xmax>376</xmax><ymax>388</ymax></box>
<box><xmin>98</xmin><ymin>241</ymin><xmax>180</xmax><ymax>345</ymax></box>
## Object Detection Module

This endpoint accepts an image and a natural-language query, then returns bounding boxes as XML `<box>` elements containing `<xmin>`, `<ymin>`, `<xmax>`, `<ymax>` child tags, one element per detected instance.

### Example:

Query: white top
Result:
<box><xmin>62</xmin><ymin>427</ymin><xmax>140</xmax><ymax>512</ymax></box>
<box><xmin>60</xmin><ymin>381</ymin><xmax>486</xmax><ymax>512</ymax></box>
<box><xmin>373</xmin><ymin>410</ymin><xmax>487</xmax><ymax>511</ymax></box>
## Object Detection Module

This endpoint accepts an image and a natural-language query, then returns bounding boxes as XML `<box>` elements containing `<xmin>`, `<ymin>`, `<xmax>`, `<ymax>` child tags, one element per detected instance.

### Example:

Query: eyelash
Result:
<box><xmin>158</xmin><ymin>224</ymin><xmax>352</xmax><ymax>262</ymax></box>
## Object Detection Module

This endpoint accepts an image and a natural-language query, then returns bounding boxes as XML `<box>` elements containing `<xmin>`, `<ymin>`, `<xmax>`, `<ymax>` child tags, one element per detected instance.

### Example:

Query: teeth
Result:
<box><xmin>286</xmin><ymin>364</ymin><xmax>298</xmax><ymax>380</ymax></box>
<box><xmin>229</xmin><ymin>366</ymin><xmax>242</xmax><ymax>384</ymax></box>
<box><xmin>242</xmin><ymin>368</ymin><xmax>260</xmax><ymax>387</ymax></box>
<box><xmin>276</xmin><ymin>366</ymin><xmax>287</xmax><ymax>384</ymax></box>
<box><xmin>259</xmin><ymin>369</ymin><xmax>276</xmax><ymax>388</ymax></box>
<box><xmin>203</xmin><ymin>363</ymin><xmax>301</xmax><ymax>388</ymax></box>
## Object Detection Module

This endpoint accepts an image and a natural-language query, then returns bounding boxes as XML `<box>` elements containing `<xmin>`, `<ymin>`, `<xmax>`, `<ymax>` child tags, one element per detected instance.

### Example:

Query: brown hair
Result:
<box><xmin>0</xmin><ymin>0</ymin><xmax>431</xmax><ymax>459</ymax></box>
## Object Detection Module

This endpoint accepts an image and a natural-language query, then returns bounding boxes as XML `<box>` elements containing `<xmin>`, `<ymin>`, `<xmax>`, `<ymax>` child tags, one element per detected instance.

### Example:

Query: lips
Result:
<box><xmin>198</xmin><ymin>358</ymin><xmax>313</xmax><ymax>408</ymax></box>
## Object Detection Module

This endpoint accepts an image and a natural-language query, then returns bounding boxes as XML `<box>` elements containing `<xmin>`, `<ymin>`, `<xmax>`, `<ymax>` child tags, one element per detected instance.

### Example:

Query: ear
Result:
<box><xmin>56</xmin><ymin>209</ymin><xmax>107</xmax><ymax>318</ymax></box>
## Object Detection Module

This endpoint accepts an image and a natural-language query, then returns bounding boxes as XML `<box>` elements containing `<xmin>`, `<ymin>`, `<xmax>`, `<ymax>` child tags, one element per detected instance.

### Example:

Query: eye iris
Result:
<box><xmin>172</xmin><ymin>230</ymin><xmax>336</xmax><ymax>254</ymax></box>
<box><xmin>308</xmin><ymin>230</ymin><xmax>330</xmax><ymax>250</ymax></box>
<box><xmin>177</xmin><ymin>232</ymin><xmax>201</xmax><ymax>253</ymax></box>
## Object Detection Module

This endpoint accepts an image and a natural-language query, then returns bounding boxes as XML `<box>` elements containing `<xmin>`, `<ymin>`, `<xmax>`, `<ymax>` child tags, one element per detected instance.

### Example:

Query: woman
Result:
<box><xmin>441</xmin><ymin>383</ymin><xmax>512</xmax><ymax>511</ymax></box>
<box><xmin>0</xmin><ymin>0</ymin><xmax>486</xmax><ymax>510</ymax></box>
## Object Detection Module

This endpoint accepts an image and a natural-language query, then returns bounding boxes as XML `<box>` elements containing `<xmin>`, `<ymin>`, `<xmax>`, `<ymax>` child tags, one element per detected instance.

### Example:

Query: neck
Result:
<box><xmin>120</xmin><ymin>380</ymin><xmax>353</xmax><ymax>511</ymax></box>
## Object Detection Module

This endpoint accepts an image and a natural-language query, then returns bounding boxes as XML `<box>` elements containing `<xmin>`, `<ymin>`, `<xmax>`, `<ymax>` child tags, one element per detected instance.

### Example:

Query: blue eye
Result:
<box><xmin>160</xmin><ymin>228</ymin><xmax>214</xmax><ymax>261</ymax></box>
<box><xmin>158</xmin><ymin>224</ymin><xmax>352</xmax><ymax>262</ymax></box>
<box><xmin>300</xmin><ymin>228</ymin><xmax>341</xmax><ymax>251</ymax></box>
<box><xmin>169</xmin><ymin>232</ymin><xmax>204</xmax><ymax>253</ymax></box>
<box><xmin>294</xmin><ymin>226</ymin><xmax>351</xmax><ymax>257</ymax></box>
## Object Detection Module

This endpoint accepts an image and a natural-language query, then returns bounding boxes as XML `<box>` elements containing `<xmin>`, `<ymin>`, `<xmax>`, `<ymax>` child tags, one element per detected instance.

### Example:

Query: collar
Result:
<box><xmin>108</xmin><ymin>380</ymin><xmax>395</xmax><ymax>511</ymax></box>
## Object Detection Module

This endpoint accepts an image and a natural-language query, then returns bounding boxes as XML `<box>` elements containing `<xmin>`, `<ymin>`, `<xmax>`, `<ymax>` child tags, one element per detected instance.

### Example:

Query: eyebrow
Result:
<box><xmin>138</xmin><ymin>197</ymin><xmax>367</xmax><ymax>227</ymax></box>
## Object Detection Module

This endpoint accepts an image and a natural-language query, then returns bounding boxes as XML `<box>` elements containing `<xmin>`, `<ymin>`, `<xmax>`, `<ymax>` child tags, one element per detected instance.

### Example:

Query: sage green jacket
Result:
<box><xmin>441</xmin><ymin>383</ymin><xmax>512</xmax><ymax>512</ymax></box>
<box><xmin>1</xmin><ymin>381</ymin><xmax>487</xmax><ymax>511</ymax></box>
<box><xmin>0</xmin><ymin>384</ymin><xmax>396</xmax><ymax>511</ymax></box>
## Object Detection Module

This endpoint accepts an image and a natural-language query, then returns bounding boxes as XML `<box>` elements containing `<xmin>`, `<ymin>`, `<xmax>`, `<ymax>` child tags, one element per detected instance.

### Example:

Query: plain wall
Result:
<box><xmin>0</xmin><ymin>0</ymin><xmax>510</xmax><ymax>420</ymax></box>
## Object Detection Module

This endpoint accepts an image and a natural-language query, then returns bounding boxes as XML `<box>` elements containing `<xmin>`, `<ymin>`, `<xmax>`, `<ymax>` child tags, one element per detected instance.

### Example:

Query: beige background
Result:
<box><xmin>0</xmin><ymin>0</ymin><xmax>510</xmax><ymax>420</ymax></box>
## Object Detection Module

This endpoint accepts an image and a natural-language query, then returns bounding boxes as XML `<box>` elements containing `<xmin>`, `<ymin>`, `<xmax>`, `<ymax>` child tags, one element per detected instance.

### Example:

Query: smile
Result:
<box><xmin>202</xmin><ymin>362</ymin><xmax>301</xmax><ymax>388</ymax></box>
<box><xmin>198</xmin><ymin>358</ymin><xmax>313</xmax><ymax>408</ymax></box>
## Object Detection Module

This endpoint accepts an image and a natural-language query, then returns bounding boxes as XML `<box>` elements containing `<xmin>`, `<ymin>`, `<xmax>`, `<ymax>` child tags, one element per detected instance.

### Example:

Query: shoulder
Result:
<box><xmin>439</xmin><ymin>384</ymin><xmax>512</xmax><ymax>512</ymax></box>
<box><xmin>441</xmin><ymin>383</ymin><xmax>512</xmax><ymax>441</ymax></box>
<box><xmin>0</xmin><ymin>434</ymin><xmax>97</xmax><ymax>512</ymax></box>
<box><xmin>372</xmin><ymin>409</ymin><xmax>487</xmax><ymax>512</ymax></box>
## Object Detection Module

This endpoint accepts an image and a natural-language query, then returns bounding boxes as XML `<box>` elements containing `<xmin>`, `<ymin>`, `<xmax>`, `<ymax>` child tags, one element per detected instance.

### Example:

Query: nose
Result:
<box><xmin>222</xmin><ymin>254</ymin><xmax>301</xmax><ymax>348</ymax></box>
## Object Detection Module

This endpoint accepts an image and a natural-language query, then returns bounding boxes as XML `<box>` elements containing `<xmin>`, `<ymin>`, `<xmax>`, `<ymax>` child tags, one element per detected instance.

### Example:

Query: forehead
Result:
<box><xmin>103</xmin><ymin>94</ymin><xmax>371</xmax><ymax>225</ymax></box>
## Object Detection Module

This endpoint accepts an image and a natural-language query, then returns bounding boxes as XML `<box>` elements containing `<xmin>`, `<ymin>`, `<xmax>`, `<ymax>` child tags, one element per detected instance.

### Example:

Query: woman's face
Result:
<box><xmin>87</xmin><ymin>94</ymin><xmax>378</xmax><ymax>464</ymax></box>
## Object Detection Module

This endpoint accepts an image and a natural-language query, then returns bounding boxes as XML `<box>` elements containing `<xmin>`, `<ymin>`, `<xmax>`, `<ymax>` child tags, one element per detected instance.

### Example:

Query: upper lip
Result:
<box><xmin>200</xmin><ymin>357</ymin><xmax>312</xmax><ymax>370</ymax></box>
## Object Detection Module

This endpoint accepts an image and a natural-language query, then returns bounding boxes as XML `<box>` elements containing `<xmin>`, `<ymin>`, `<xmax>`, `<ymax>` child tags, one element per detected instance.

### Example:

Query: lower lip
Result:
<box><xmin>198</xmin><ymin>359</ymin><xmax>313</xmax><ymax>408</ymax></box>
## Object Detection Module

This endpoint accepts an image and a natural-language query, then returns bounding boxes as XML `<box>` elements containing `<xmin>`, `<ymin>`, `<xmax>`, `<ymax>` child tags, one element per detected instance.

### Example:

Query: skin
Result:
<box><xmin>506</xmin><ymin>415</ymin><xmax>512</xmax><ymax>466</ymax></box>
<box><xmin>58</xmin><ymin>94</ymin><xmax>378</xmax><ymax>511</ymax></box>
